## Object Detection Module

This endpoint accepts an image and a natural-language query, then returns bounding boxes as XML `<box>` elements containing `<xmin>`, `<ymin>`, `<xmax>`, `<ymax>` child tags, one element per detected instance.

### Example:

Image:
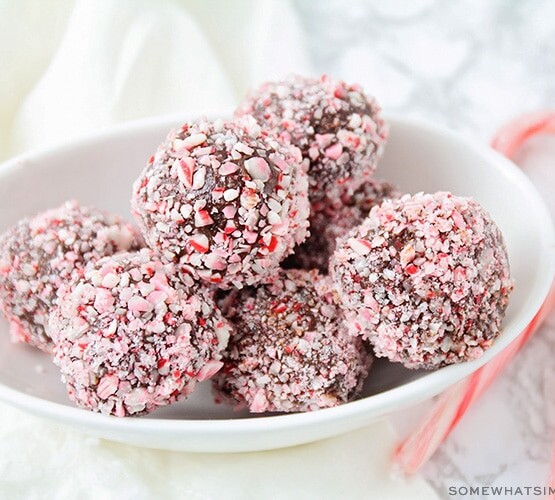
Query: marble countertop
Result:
<box><xmin>294</xmin><ymin>0</ymin><xmax>555</xmax><ymax>496</ymax></box>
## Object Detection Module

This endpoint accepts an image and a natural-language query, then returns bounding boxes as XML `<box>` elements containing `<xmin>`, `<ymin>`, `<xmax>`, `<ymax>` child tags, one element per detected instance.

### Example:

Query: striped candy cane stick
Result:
<box><xmin>394</xmin><ymin>111</ymin><xmax>555</xmax><ymax>476</ymax></box>
<box><xmin>491</xmin><ymin>111</ymin><xmax>555</xmax><ymax>158</ymax></box>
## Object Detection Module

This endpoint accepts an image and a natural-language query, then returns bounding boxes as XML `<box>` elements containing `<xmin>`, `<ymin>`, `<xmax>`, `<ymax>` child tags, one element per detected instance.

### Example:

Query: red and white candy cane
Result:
<box><xmin>393</xmin><ymin>111</ymin><xmax>555</xmax><ymax>481</ymax></box>
<box><xmin>490</xmin><ymin>111</ymin><xmax>555</xmax><ymax>158</ymax></box>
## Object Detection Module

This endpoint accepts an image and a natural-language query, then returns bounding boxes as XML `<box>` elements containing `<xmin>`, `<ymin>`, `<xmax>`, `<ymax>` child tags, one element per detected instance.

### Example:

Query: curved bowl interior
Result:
<box><xmin>0</xmin><ymin>114</ymin><xmax>553</xmax><ymax>452</ymax></box>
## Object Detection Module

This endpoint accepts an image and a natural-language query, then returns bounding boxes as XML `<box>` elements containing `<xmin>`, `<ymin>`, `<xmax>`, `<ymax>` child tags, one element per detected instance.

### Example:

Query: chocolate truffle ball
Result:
<box><xmin>236</xmin><ymin>74</ymin><xmax>388</xmax><ymax>201</ymax></box>
<box><xmin>331</xmin><ymin>192</ymin><xmax>514</xmax><ymax>370</ymax></box>
<box><xmin>131</xmin><ymin>116</ymin><xmax>310</xmax><ymax>290</ymax></box>
<box><xmin>283</xmin><ymin>179</ymin><xmax>400</xmax><ymax>273</ymax></box>
<box><xmin>0</xmin><ymin>201</ymin><xmax>142</xmax><ymax>352</ymax></box>
<box><xmin>49</xmin><ymin>249</ymin><xmax>233</xmax><ymax>417</ymax></box>
<box><xmin>214</xmin><ymin>269</ymin><xmax>372</xmax><ymax>413</ymax></box>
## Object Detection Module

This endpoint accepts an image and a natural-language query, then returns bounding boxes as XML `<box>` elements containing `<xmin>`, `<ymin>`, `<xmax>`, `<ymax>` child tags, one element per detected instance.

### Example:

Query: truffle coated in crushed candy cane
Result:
<box><xmin>0</xmin><ymin>200</ymin><xmax>142</xmax><ymax>352</ymax></box>
<box><xmin>236</xmin><ymin>74</ymin><xmax>388</xmax><ymax>202</ymax></box>
<box><xmin>131</xmin><ymin>116</ymin><xmax>309</xmax><ymax>290</ymax></box>
<box><xmin>50</xmin><ymin>249</ymin><xmax>233</xmax><ymax>417</ymax></box>
<box><xmin>214</xmin><ymin>269</ymin><xmax>372</xmax><ymax>413</ymax></box>
<box><xmin>330</xmin><ymin>191</ymin><xmax>513</xmax><ymax>370</ymax></box>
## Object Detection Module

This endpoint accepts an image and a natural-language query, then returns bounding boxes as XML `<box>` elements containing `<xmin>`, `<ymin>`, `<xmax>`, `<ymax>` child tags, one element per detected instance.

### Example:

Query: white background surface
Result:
<box><xmin>1</xmin><ymin>0</ymin><xmax>554</xmax><ymax>498</ymax></box>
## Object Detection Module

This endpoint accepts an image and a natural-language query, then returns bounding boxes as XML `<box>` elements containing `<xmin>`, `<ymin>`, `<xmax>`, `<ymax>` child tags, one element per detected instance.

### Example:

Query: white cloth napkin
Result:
<box><xmin>1</xmin><ymin>0</ymin><xmax>312</xmax><ymax>158</ymax></box>
<box><xmin>0</xmin><ymin>1</ymin><xmax>437</xmax><ymax>498</ymax></box>
<box><xmin>0</xmin><ymin>402</ymin><xmax>437</xmax><ymax>500</ymax></box>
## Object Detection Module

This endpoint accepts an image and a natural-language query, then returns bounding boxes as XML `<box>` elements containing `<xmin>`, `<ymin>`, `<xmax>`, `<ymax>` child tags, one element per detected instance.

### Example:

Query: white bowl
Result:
<box><xmin>0</xmin><ymin>114</ymin><xmax>553</xmax><ymax>453</ymax></box>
